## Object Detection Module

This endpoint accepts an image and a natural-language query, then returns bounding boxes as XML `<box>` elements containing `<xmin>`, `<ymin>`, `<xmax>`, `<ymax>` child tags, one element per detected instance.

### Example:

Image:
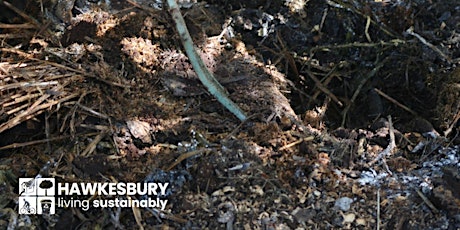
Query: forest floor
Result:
<box><xmin>0</xmin><ymin>0</ymin><xmax>459</xmax><ymax>229</ymax></box>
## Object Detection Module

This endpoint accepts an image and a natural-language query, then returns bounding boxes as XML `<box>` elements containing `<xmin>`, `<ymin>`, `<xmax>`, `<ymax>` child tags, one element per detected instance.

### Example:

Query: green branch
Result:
<box><xmin>166</xmin><ymin>0</ymin><xmax>247</xmax><ymax>121</ymax></box>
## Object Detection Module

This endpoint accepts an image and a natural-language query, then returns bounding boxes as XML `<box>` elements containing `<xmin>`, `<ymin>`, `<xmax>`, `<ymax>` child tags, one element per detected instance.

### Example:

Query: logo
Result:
<box><xmin>18</xmin><ymin>178</ymin><xmax>56</xmax><ymax>215</ymax></box>
<box><xmin>18</xmin><ymin>178</ymin><xmax>169</xmax><ymax>215</ymax></box>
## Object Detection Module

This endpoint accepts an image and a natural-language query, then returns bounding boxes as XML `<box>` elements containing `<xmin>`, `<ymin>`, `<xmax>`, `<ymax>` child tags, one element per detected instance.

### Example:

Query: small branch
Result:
<box><xmin>406</xmin><ymin>27</ymin><xmax>452</xmax><ymax>63</ymax></box>
<box><xmin>0</xmin><ymin>23</ymin><xmax>36</xmax><ymax>29</ymax></box>
<box><xmin>309</xmin><ymin>40</ymin><xmax>405</xmax><ymax>55</ymax></box>
<box><xmin>341</xmin><ymin>61</ymin><xmax>385</xmax><ymax>126</ymax></box>
<box><xmin>373</xmin><ymin>88</ymin><xmax>417</xmax><ymax>116</ymax></box>
<box><xmin>279</xmin><ymin>136</ymin><xmax>314</xmax><ymax>151</ymax></box>
<box><xmin>0</xmin><ymin>135</ymin><xmax>70</xmax><ymax>150</ymax></box>
<box><xmin>166</xmin><ymin>0</ymin><xmax>247</xmax><ymax>121</ymax></box>
<box><xmin>415</xmin><ymin>189</ymin><xmax>439</xmax><ymax>214</ymax></box>
<box><xmin>2</xmin><ymin>1</ymin><xmax>41</xmax><ymax>26</ymax></box>
<box><xmin>444</xmin><ymin>109</ymin><xmax>460</xmax><ymax>137</ymax></box>
<box><xmin>166</xmin><ymin>148</ymin><xmax>211</xmax><ymax>171</ymax></box>
<box><xmin>304</xmin><ymin>70</ymin><xmax>343</xmax><ymax>107</ymax></box>
<box><xmin>368</xmin><ymin>115</ymin><xmax>396</xmax><ymax>170</ymax></box>
<box><xmin>365</xmin><ymin>16</ymin><xmax>372</xmax><ymax>42</ymax></box>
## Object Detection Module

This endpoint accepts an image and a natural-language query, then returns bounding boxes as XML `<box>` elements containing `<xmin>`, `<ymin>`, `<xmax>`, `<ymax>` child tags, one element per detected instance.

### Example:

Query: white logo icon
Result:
<box><xmin>19</xmin><ymin>178</ymin><xmax>55</xmax><ymax>215</ymax></box>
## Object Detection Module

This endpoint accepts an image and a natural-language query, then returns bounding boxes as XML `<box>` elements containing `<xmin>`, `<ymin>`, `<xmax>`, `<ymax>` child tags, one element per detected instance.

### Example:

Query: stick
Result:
<box><xmin>165</xmin><ymin>0</ymin><xmax>247</xmax><ymax>121</ymax></box>
<box><xmin>415</xmin><ymin>189</ymin><xmax>439</xmax><ymax>214</ymax></box>
<box><xmin>406</xmin><ymin>27</ymin><xmax>452</xmax><ymax>63</ymax></box>
<box><xmin>166</xmin><ymin>148</ymin><xmax>211</xmax><ymax>171</ymax></box>
<box><xmin>368</xmin><ymin>115</ymin><xmax>396</xmax><ymax>168</ymax></box>
<box><xmin>304</xmin><ymin>70</ymin><xmax>343</xmax><ymax>107</ymax></box>
<box><xmin>341</xmin><ymin>61</ymin><xmax>385</xmax><ymax>126</ymax></box>
<box><xmin>279</xmin><ymin>136</ymin><xmax>314</xmax><ymax>151</ymax></box>
<box><xmin>373</xmin><ymin>88</ymin><xmax>417</xmax><ymax>116</ymax></box>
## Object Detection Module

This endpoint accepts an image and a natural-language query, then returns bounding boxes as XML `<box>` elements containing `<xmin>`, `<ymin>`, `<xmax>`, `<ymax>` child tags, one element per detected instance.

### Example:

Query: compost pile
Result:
<box><xmin>0</xmin><ymin>0</ymin><xmax>459</xmax><ymax>229</ymax></box>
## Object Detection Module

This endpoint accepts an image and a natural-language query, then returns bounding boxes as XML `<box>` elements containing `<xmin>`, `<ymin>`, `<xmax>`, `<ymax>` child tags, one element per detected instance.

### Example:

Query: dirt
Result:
<box><xmin>0</xmin><ymin>0</ymin><xmax>459</xmax><ymax>229</ymax></box>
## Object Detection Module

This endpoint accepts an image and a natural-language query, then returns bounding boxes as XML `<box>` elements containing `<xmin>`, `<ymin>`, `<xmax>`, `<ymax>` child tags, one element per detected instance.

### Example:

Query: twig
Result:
<box><xmin>325</xmin><ymin>0</ymin><xmax>397</xmax><ymax>38</ymax></box>
<box><xmin>310</xmin><ymin>40</ymin><xmax>405</xmax><ymax>55</ymax></box>
<box><xmin>80</xmin><ymin>131</ymin><xmax>108</xmax><ymax>157</ymax></box>
<box><xmin>0</xmin><ymin>23</ymin><xmax>36</xmax><ymax>29</ymax></box>
<box><xmin>166</xmin><ymin>148</ymin><xmax>211</xmax><ymax>171</ymax></box>
<box><xmin>0</xmin><ymin>135</ymin><xmax>70</xmax><ymax>150</ymax></box>
<box><xmin>5</xmin><ymin>101</ymin><xmax>31</xmax><ymax>114</ymax></box>
<box><xmin>2</xmin><ymin>1</ymin><xmax>56</xmax><ymax>42</ymax></box>
<box><xmin>304</xmin><ymin>70</ymin><xmax>343</xmax><ymax>107</ymax></box>
<box><xmin>444</xmin><ymin>110</ymin><xmax>460</xmax><ymax>137</ymax></box>
<box><xmin>166</xmin><ymin>0</ymin><xmax>247</xmax><ymax>121</ymax></box>
<box><xmin>0</xmin><ymin>81</ymin><xmax>59</xmax><ymax>91</ymax></box>
<box><xmin>0</xmin><ymin>91</ymin><xmax>50</xmax><ymax>133</ymax></box>
<box><xmin>415</xmin><ymin>189</ymin><xmax>439</xmax><ymax>214</ymax></box>
<box><xmin>368</xmin><ymin>115</ymin><xmax>396</xmax><ymax>168</ymax></box>
<box><xmin>365</xmin><ymin>16</ymin><xmax>372</xmax><ymax>42</ymax></box>
<box><xmin>381</xmin><ymin>157</ymin><xmax>393</xmax><ymax>176</ymax></box>
<box><xmin>0</xmin><ymin>34</ymin><xmax>26</xmax><ymax>39</ymax></box>
<box><xmin>5</xmin><ymin>92</ymin><xmax>41</xmax><ymax>103</ymax></box>
<box><xmin>2</xmin><ymin>1</ymin><xmax>41</xmax><ymax>27</ymax></box>
<box><xmin>406</xmin><ymin>27</ymin><xmax>452</xmax><ymax>63</ymax></box>
<box><xmin>158</xmin><ymin>210</ymin><xmax>188</xmax><ymax>224</ymax></box>
<box><xmin>387</xmin><ymin>114</ymin><xmax>396</xmax><ymax>147</ymax></box>
<box><xmin>373</xmin><ymin>88</ymin><xmax>417</xmax><ymax>116</ymax></box>
<box><xmin>341</xmin><ymin>61</ymin><xmax>385</xmax><ymax>127</ymax></box>
<box><xmin>279</xmin><ymin>136</ymin><xmax>314</xmax><ymax>151</ymax></box>
<box><xmin>77</xmin><ymin>104</ymin><xmax>110</xmax><ymax>120</ymax></box>
<box><xmin>223</xmin><ymin>113</ymin><xmax>260</xmax><ymax>142</ymax></box>
<box><xmin>1</xmin><ymin>89</ymin><xmax>80</xmax><ymax>132</ymax></box>
<box><xmin>303</xmin><ymin>66</ymin><xmax>337</xmax><ymax>106</ymax></box>
<box><xmin>131</xmin><ymin>203</ymin><xmax>144</xmax><ymax>230</ymax></box>
<box><xmin>0</xmin><ymin>48</ymin><xmax>129</xmax><ymax>88</ymax></box>
<box><xmin>45</xmin><ymin>112</ymin><xmax>51</xmax><ymax>152</ymax></box>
